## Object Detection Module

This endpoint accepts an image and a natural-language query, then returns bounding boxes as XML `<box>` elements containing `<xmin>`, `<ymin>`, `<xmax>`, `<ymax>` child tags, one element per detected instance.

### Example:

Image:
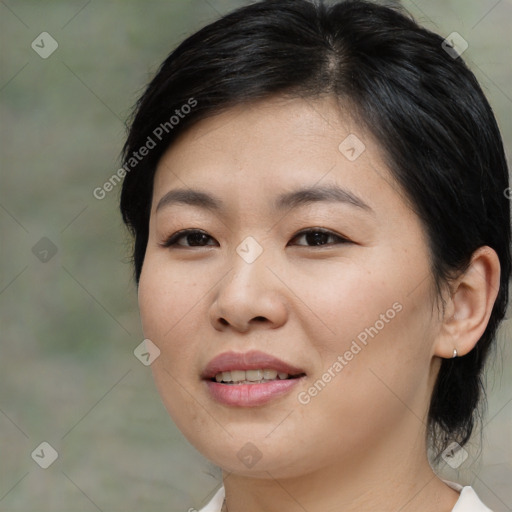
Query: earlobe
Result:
<box><xmin>434</xmin><ymin>246</ymin><xmax>501</xmax><ymax>359</ymax></box>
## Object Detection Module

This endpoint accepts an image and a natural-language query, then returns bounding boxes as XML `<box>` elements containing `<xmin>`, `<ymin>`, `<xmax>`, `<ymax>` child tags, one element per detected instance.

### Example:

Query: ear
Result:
<box><xmin>434</xmin><ymin>246</ymin><xmax>501</xmax><ymax>359</ymax></box>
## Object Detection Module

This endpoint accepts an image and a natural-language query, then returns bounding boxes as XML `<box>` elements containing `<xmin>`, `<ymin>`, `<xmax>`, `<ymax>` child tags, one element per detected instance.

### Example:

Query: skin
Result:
<box><xmin>137</xmin><ymin>94</ymin><xmax>501</xmax><ymax>512</ymax></box>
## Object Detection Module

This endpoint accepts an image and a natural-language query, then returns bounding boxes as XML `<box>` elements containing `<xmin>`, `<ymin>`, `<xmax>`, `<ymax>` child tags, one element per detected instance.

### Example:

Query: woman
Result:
<box><xmin>119</xmin><ymin>0</ymin><xmax>510</xmax><ymax>510</ymax></box>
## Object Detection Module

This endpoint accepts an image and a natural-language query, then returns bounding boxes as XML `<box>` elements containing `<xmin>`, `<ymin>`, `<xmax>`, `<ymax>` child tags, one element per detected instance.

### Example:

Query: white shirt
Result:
<box><xmin>197</xmin><ymin>480</ymin><xmax>493</xmax><ymax>511</ymax></box>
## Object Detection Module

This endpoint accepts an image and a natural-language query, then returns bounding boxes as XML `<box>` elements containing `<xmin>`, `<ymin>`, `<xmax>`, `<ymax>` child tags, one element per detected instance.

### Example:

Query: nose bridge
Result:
<box><xmin>210</xmin><ymin>232</ymin><xmax>288</xmax><ymax>330</ymax></box>
<box><xmin>235</xmin><ymin>233</ymin><xmax>267</xmax><ymax>267</ymax></box>
<box><xmin>226</xmin><ymin>233</ymin><xmax>273</xmax><ymax>292</ymax></box>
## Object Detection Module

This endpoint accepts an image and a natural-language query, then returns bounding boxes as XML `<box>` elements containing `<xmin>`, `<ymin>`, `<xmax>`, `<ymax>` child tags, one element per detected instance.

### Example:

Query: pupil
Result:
<box><xmin>189</xmin><ymin>233</ymin><xmax>207</xmax><ymax>245</ymax></box>
<box><xmin>307</xmin><ymin>231</ymin><xmax>328</xmax><ymax>245</ymax></box>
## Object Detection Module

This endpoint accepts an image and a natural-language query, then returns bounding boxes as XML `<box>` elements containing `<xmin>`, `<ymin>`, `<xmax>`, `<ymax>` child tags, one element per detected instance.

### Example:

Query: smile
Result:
<box><xmin>202</xmin><ymin>350</ymin><xmax>307</xmax><ymax>406</ymax></box>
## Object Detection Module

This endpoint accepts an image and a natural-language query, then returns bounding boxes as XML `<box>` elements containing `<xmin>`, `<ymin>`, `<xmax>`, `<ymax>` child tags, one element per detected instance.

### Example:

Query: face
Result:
<box><xmin>138</xmin><ymin>95</ymin><xmax>442</xmax><ymax>479</ymax></box>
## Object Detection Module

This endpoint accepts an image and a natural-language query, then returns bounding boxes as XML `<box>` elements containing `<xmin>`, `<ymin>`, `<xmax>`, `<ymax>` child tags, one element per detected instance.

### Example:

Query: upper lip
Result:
<box><xmin>201</xmin><ymin>350</ymin><xmax>306</xmax><ymax>380</ymax></box>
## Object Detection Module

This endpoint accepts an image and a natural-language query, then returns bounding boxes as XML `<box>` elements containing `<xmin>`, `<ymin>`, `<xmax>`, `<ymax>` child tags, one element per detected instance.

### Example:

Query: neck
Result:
<box><xmin>221</xmin><ymin>420</ymin><xmax>459</xmax><ymax>512</ymax></box>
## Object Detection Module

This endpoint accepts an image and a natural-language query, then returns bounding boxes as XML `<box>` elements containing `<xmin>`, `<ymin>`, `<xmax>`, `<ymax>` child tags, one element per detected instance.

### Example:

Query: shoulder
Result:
<box><xmin>444</xmin><ymin>480</ymin><xmax>493</xmax><ymax>511</ymax></box>
<box><xmin>196</xmin><ymin>485</ymin><xmax>225</xmax><ymax>512</ymax></box>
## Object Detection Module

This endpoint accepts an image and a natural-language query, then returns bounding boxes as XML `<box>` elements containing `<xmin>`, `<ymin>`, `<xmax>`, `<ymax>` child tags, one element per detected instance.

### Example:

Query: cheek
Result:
<box><xmin>318</xmin><ymin>298</ymin><xmax>435</xmax><ymax>437</ymax></box>
<box><xmin>138</xmin><ymin>260</ymin><xmax>208</xmax><ymax>432</ymax></box>
<box><xmin>295</xmin><ymin>256</ymin><xmax>436</xmax><ymax>420</ymax></box>
<box><xmin>137</xmin><ymin>256</ymin><xmax>205</xmax><ymax>386</ymax></box>
<box><xmin>287</xmin><ymin>258</ymin><xmax>407</xmax><ymax>355</ymax></box>
<box><xmin>138</xmin><ymin>255</ymin><xmax>202</xmax><ymax>341</ymax></box>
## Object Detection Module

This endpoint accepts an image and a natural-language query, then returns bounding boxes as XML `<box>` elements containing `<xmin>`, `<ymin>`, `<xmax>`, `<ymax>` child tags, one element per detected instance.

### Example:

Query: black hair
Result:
<box><xmin>119</xmin><ymin>0</ymin><xmax>511</xmax><ymax>456</ymax></box>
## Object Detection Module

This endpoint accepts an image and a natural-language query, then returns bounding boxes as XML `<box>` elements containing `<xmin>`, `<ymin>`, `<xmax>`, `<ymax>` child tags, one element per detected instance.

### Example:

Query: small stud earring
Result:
<box><xmin>452</xmin><ymin>348</ymin><xmax>458</xmax><ymax>358</ymax></box>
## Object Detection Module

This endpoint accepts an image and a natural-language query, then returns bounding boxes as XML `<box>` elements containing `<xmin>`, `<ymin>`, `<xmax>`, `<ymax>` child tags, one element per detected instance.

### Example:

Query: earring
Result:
<box><xmin>452</xmin><ymin>348</ymin><xmax>458</xmax><ymax>358</ymax></box>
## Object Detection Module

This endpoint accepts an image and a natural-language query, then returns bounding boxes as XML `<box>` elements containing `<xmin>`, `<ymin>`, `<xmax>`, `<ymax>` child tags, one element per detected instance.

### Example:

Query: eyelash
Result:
<box><xmin>160</xmin><ymin>228</ymin><xmax>351</xmax><ymax>249</ymax></box>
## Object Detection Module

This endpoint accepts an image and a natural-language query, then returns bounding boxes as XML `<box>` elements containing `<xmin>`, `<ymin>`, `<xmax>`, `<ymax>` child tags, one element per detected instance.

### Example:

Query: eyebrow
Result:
<box><xmin>155</xmin><ymin>184</ymin><xmax>374</xmax><ymax>214</ymax></box>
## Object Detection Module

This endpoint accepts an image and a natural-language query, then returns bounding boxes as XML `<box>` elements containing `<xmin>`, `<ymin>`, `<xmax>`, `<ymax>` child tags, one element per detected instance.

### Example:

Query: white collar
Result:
<box><xmin>198</xmin><ymin>481</ymin><xmax>493</xmax><ymax>512</ymax></box>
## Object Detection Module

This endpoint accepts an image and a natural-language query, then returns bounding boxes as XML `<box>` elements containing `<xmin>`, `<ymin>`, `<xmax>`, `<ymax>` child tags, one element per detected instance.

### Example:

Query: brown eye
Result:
<box><xmin>289</xmin><ymin>228</ymin><xmax>350</xmax><ymax>247</ymax></box>
<box><xmin>161</xmin><ymin>229</ymin><xmax>217</xmax><ymax>248</ymax></box>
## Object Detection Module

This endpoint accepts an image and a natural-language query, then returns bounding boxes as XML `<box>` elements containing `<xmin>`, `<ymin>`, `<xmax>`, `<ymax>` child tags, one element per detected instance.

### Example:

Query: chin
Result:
<box><xmin>181</xmin><ymin>428</ymin><xmax>317</xmax><ymax>480</ymax></box>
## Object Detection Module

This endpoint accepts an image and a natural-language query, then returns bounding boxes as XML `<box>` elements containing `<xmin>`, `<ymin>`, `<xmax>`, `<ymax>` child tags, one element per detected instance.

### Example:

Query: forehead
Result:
<box><xmin>160</xmin><ymin>95</ymin><xmax>361</xmax><ymax>159</ymax></box>
<box><xmin>152</xmin><ymin>95</ymin><xmax>405</xmax><ymax>215</ymax></box>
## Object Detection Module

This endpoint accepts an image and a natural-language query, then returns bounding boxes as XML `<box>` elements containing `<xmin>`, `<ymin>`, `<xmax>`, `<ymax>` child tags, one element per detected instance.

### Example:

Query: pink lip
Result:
<box><xmin>201</xmin><ymin>350</ymin><xmax>306</xmax><ymax>407</ymax></box>
<box><xmin>201</xmin><ymin>350</ymin><xmax>305</xmax><ymax>379</ymax></box>
<box><xmin>205</xmin><ymin>378</ymin><xmax>304</xmax><ymax>407</ymax></box>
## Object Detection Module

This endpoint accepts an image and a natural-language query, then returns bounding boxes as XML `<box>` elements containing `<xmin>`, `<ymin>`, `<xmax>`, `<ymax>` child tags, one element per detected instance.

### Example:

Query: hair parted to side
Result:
<box><xmin>119</xmin><ymin>0</ymin><xmax>511</xmax><ymax>457</ymax></box>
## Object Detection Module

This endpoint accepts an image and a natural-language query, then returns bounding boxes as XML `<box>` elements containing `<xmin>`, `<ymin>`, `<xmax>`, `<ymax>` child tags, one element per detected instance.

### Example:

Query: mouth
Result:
<box><xmin>201</xmin><ymin>350</ymin><xmax>307</xmax><ymax>407</ymax></box>
<box><xmin>201</xmin><ymin>349</ymin><xmax>306</xmax><ymax>381</ymax></box>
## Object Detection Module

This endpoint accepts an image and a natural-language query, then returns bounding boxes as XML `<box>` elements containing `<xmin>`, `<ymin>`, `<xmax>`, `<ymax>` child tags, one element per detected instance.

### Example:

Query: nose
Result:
<box><xmin>209</xmin><ymin>244</ymin><xmax>289</xmax><ymax>333</ymax></box>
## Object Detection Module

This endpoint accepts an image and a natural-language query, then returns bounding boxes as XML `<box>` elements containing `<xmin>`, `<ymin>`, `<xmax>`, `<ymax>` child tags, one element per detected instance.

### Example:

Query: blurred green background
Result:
<box><xmin>1</xmin><ymin>1</ymin><xmax>511</xmax><ymax>511</ymax></box>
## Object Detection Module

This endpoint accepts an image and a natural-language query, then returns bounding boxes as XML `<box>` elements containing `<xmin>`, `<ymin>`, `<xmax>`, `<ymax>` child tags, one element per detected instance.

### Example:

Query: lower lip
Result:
<box><xmin>204</xmin><ymin>377</ymin><xmax>304</xmax><ymax>407</ymax></box>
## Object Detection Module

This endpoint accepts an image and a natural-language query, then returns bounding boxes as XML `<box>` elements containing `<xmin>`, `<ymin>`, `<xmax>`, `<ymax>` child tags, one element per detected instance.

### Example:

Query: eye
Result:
<box><xmin>288</xmin><ymin>228</ymin><xmax>350</xmax><ymax>247</ymax></box>
<box><xmin>160</xmin><ymin>227</ymin><xmax>351</xmax><ymax>249</ymax></box>
<box><xmin>160</xmin><ymin>229</ymin><xmax>217</xmax><ymax>248</ymax></box>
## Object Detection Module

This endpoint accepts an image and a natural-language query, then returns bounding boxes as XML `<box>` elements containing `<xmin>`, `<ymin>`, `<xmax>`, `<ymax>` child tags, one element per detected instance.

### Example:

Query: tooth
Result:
<box><xmin>214</xmin><ymin>369</ymin><xmax>292</xmax><ymax>383</ymax></box>
<box><xmin>246</xmin><ymin>370</ymin><xmax>263</xmax><ymax>381</ymax></box>
<box><xmin>263</xmin><ymin>369</ymin><xmax>278</xmax><ymax>380</ymax></box>
<box><xmin>230</xmin><ymin>370</ymin><xmax>246</xmax><ymax>382</ymax></box>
